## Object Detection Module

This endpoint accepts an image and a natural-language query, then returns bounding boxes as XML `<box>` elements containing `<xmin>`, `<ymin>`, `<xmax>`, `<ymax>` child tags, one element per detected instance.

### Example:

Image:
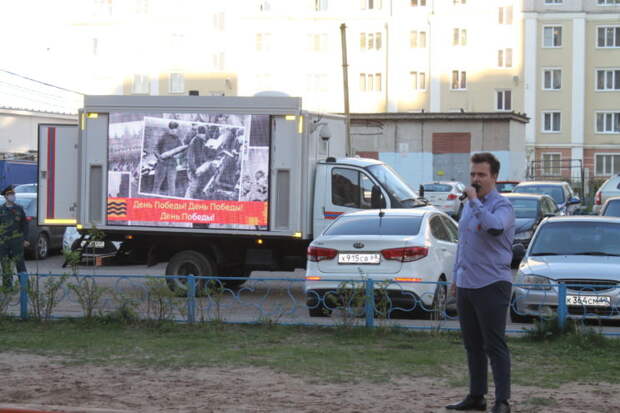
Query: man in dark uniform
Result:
<box><xmin>153</xmin><ymin>121</ymin><xmax>182</xmax><ymax>197</ymax></box>
<box><xmin>0</xmin><ymin>185</ymin><xmax>29</xmax><ymax>289</ymax></box>
<box><xmin>185</xmin><ymin>126</ymin><xmax>210</xmax><ymax>199</ymax></box>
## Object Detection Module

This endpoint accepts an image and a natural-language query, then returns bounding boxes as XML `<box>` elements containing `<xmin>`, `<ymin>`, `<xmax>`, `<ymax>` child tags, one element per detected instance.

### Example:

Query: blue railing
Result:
<box><xmin>1</xmin><ymin>274</ymin><xmax>619</xmax><ymax>336</ymax></box>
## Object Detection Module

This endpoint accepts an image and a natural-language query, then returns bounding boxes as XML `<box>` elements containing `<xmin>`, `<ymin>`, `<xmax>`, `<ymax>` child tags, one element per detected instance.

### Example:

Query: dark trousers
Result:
<box><xmin>1</xmin><ymin>238</ymin><xmax>27</xmax><ymax>288</ymax></box>
<box><xmin>457</xmin><ymin>281</ymin><xmax>511</xmax><ymax>401</ymax></box>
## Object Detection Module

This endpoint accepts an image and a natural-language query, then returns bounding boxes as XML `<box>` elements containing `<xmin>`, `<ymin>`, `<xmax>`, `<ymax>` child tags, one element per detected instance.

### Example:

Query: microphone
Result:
<box><xmin>459</xmin><ymin>184</ymin><xmax>481</xmax><ymax>201</ymax></box>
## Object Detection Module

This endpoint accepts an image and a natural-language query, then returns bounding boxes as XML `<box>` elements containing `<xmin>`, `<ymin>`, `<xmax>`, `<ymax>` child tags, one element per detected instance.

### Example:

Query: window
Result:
<box><xmin>542</xmin><ymin>111</ymin><xmax>561</xmax><ymax>132</ymax></box>
<box><xmin>596</xmin><ymin>69</ymin><xmax>620</xmax><ymax>90</ymax></box>
<box><xmin>430</xmin><ymin>216</ymin><xmax>451</xmax><ymax>242</ymax></box>
<box><xmin>256</xmin><ymin>33</ymin><xmax>272</xmax><ymax>51</ymax></box>
<box><xmin>596</xmin><ymin>154</ymin><xmax>620</xmax><ymax>176</ymax></box>
<box><xmin>132</xmin><ymin>74</ymin><xmax>150</xmax><ymax>94</ymax></box>
<box><xmin>451</xmin><ymin>70</ymin><xmax>467</xmax><ymax>90</ymax></box>
<box><xmin>92</xmin><ymin>38</ymin><xmax>99</xmax><ymax>56</ymax></box>
<box><xmin>314</xmin><ymin>0</ymin><xmax>328</xmax><ymax>11</ymax></box>
<box><xmin>213</xmin><ymin>12</ymin><xmax>225</xmax><ymax>31</ymax></box>
<box><xmin>410</xmin><ymin>0</ymin><xmax>426</xmax><ymax>6</ymax></box>
<box><xmin>258</xmin><ymin>1</ymin><xmax>271</xmax><ymax>11</ymax></box>
<box><xmin>331</xmin><ymin>168</ymin><xmax>378</xmax><ymax>209</ymax></box>
<box><xmin>596</xmin><ymin>112</ymin><xmax>620</xmax><ymax>133</ymax></box>
<box><xmin>410</xmin><ymin>30</ymin><xmax>427</xmax><ymax>48</ymax></box>
<box><xmin>597</xmin><ymin>26</ymin><xmax>620</xmax><ymax>48</ymax></box>
<box><xmin>453</xmin><ymin>0</ymin><xmax>466</xmax><ymax>4</ymax></box>
<box><xmin>361</xmin><ymin>32</ymin><xmax>382</xmax><ymax>50</ymax></box>
<box><xmin>453</xmin><ymin>28</ymin><xmax>467</xmax><ymax>46</ymax></box>
<box><xmin>598</xmin><ymin>0</ymin><xmax>620</xmax><ymax>5</ymax></box>
<box><xmin>410</xmin><ymin>71</ymin><xmax>426</xmax><ymax>90</ymax></box>
<box><xmin>497</xmin><ymin>48</ymin><xmax>513</xmax><ymax>68</ymax></box>
<box><xmin>542</xmin><ymin>153</ymin><xmax>561</xmax><ymax>176</ymax></box>
<box><xmin>169</xmin><ymin>73</ymin><xmax>184</xmax><ymax>93</ymax></box>
<box><xmin>496</xmin><ymin>90</ymin><xmax>512</xmax><ymax>111</ymax></box>
<box><xmin>361</xmin><ymin>0</ymin><xmax>382</xmax><ymax>10</ymax></box>
<box><xmin>308</xmin><ymin>34</ymin><xmax>328</xmax><ymax>52</ymax></box>
<box><xmin>212</xmin><ymin>52</ymin><xmax>225</xmax><ymax>71</ymax></box>
<box><xmin>544</xmin><ymin>0</ymin><xmax>563</xmax><ymax>4</ymax></box>
<box><xmin>360</xmin><ymin>73</ymin><xmax>382</xmax><ymax>91</ymax></box>
<box><xmin>498</xmin><ymin>6</ymin><xmax>513</xmax><ymax>25</ymax></box>
<box><xmin>306</xmin><ymin>74</ymin><xmax>328</xmax><ymax>93</ymax></box>
<box><xmin>543</xmin><ymin>68</ymin><xmax>562</xmax><ymax>90</ymax></box>
<box><xmin>135</xmin><ymin>0</ymin><xmax>150</xmax><ymax>15</ymax></box>
<box><xmin>543</xmin><ymin>26</ymin><xmax>562</xmax><ymax>47</ymax></box>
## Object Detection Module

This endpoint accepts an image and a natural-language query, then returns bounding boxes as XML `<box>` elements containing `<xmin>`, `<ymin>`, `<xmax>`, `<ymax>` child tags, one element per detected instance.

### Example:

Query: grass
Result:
<box><xmin>0</xmin><ymin>319</ymin><xmax>619</xmax><ymax>387</ymax></box>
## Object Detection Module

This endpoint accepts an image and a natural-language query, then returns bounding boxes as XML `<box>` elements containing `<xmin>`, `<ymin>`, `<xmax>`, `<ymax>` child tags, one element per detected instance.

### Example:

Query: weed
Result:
<box><xmin>27</xmin><ymin>274</ymin><xmax>68</xmax><ymax>321</ymax></box>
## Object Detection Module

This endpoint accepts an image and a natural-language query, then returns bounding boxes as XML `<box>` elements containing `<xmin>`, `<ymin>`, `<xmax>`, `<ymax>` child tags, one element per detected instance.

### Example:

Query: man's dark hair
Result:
<box><xmin>471</xmin><ymin>152</ymin><xmax>500</xmax><ymax>176</ymax></box>
<box><xmin>168</xmin><ymin>121</ymin><xmax>179</xmax><ymax>130</ymax></box>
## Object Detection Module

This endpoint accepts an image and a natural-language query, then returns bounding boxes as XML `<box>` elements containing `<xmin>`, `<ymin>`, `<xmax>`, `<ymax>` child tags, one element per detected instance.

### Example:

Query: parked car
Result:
<box><xmin>14</xmin><ymin>193</ymin><xmax>66</xmax><ymax>259</ymax></box>
<box><xmin>305</xmin><ymin>208</ymin><xmax>458</xmax><ymax>319</ymax></box>
<box><xmin>496</xmin><ymin>180</ymin><xmax>520</xmax><ymax>193</ymax></box>
<box><xmin>512</xmin><ymin>181</ymin><xmax>581</xmax><ymax>215</ymax></box>
<box><xmin>593</xmin><ymin>174</ymin><xmax>620</xmax><ymax>214</ymax></box>
<box><xmin>511</xmin><ymin>216</ymin><xmax>620</xmax><ymax>323</ymax></box>
<box><xmin>63</xmin><ymin>226</ymin><xmax>120</xmax><ymax>258</ymax></box>
<box><xmin>14</xmin><ymin>183</ymin><xmax>37</xmax><ymax>193</ymax></box>
<box><xmin>420</xmin><ymin>181</ymin><xmax>465</xmax><ymax>218</ymax></box>
<box><xmin>600</xmin><ymin>196</ymin><xmax>620</xmax><ymax>217</ymax></box>
<box><xmin>504</xmin><ymin>193</ymin><xmax>561</xmax><ymax>265</ymax></box>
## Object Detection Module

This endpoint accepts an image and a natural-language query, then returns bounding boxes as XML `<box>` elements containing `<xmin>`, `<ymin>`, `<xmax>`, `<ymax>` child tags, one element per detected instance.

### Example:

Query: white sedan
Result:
<box><xmin>305</xmin><ymin>208</ymin><xmax>458</xmax><ymax>319</ymax></box>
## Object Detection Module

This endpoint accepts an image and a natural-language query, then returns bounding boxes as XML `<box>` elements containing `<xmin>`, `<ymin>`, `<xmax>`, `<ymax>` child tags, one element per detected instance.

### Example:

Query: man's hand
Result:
<box><xmin>23</xmin><ymin>240</ymin><xmax>30</xmax><ymax>248</ymax></box>
<box><xmin>463</xmin><ymin>185</ymin><xmax>478</xmax><ymax>200</ymax></box>
<box><xmin>449</xmin><ymin>282</ymin><xmax>457</xmax><ymax>297</ymax></box>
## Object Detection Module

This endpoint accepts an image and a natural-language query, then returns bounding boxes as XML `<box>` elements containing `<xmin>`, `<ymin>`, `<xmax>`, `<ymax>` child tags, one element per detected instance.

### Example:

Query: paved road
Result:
<box><xmin>8</xmin><ymin>254</ymin><xmax>619</xmax><ymax>336</ymax></box>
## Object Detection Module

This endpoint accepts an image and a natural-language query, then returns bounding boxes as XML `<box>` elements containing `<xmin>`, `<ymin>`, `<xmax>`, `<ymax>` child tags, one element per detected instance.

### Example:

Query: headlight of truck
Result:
<box><xmin>514</xmin><ymin>230</ymin><xmax>533</xmax><ymax>240</ymax></box>
<box><xmin>520</xmin><ymin>274</ymin><xmax>552</xmax><ymax>290</ymax></box>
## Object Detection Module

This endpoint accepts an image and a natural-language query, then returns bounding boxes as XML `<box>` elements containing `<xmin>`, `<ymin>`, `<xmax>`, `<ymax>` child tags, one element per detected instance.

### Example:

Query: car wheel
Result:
<box><xmin>429</xmin><ymin>279</ymin><xmax>448</xmax><ymax>320</ymax></box>
<box><xmin>165</xmin><ymin>250</ymin><xmax>214</xmax><ymax>295</ymax></box>
<box><xmin>306</xmin><ymin>290</ymin><xmax>332</xmax><ymax>317</ymax></box>
<box><xmin>510</xmin><ymin>294</ymin><xmax>533</xmax><ymax>323</ymax></box>
<box><xmin>34</xmin><ymin>233</ymin><xmax>49</xmax><ymax>260</ymax></box>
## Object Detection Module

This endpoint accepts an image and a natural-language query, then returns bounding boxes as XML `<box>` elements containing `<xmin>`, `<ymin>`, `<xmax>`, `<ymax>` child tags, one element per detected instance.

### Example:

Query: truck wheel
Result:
<box><xmin>221</xmin><ymin>266</ymin><xmax>249</xmax><ymax>289</ymax></box>
<box><xmin>165</xmin><ymin>250</ymin><xmax>215</xmax><ymax>295</ymax></box>
<box><xmin>33</xmin><ymin>233</ymin><xmax>49</xmax><ymax>260</ymax></box>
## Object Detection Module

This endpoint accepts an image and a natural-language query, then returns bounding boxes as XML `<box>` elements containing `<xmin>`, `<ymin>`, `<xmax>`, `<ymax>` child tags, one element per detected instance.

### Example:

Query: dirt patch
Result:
<box><xmin>0</xmin><ymin>353</ymin><xmax>618</xmax><ymax>413</ymax></box>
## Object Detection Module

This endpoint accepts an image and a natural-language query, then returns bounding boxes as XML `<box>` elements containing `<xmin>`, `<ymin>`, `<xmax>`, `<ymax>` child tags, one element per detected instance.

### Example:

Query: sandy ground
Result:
<box><xmin>0</xmin><ymin>353</ymin><xmax>618</xmax><ymax>413</ymax></box>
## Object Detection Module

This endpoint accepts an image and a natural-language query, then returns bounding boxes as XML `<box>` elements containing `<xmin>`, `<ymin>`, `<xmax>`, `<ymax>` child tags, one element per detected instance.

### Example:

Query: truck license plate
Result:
<box><xmin>566</xmin><ymin>295</ymin><xmax>610</xmax><ymax>307</ymax></box>
<box><xmin>338</xmin><ymin>253</ymin><xmax>381</xmax><ymax>265</ymax></box>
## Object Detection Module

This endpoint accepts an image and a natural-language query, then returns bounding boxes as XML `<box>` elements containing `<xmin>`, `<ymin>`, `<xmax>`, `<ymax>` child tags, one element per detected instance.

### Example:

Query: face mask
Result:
<box><xmin>6</xmin><ymin>194</ymin><xmax>15</xmax><ymax>203</ymax></box>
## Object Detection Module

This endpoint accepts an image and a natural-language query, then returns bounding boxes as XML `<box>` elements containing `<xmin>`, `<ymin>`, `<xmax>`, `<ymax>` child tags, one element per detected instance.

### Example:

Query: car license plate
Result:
<box><xmin>81</xmin><ymin>241</ymin><xmax>105</xmax><ymax>249</ymax></box>
<box><xmin>566</xmin><ymin>295</ymin><xmax>611</xmax><ymax>307</ymax></box>
<box><xmin>338</xmin><ymin>253</ymin><xmax>381</xmax><ymax>265</ymax></box>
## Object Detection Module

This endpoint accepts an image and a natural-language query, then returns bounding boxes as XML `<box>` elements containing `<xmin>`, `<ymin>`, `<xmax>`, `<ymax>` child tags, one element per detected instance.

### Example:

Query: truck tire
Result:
<box><xmin>220</xmin><ymin>266</ymin><xmax>249</xmax><ymax>289</ymax></box>
<box><xmin>165</xmin><ymin>250</ymin><xmax>215</xmax><ymax>295</ymax></box>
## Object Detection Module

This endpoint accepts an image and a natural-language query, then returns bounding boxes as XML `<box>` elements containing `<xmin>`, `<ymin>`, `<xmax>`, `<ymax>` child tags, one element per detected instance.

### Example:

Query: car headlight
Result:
<box><xmin>519</xmin><ymin>274</ymin><xmax>552</xmax><ymax>290</ymax></box>
<box><xmin>514</xmin><ymin>230</ymin><xmax>533</xmax><ymax>240</ymax></box>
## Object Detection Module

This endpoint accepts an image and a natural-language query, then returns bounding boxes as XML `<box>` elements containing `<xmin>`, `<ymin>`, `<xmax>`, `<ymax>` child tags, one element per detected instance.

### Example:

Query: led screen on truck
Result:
<box><xmin>106</xmin><ymin>112</ymin><xmax>270</xmax><ymax>230</ymax></box>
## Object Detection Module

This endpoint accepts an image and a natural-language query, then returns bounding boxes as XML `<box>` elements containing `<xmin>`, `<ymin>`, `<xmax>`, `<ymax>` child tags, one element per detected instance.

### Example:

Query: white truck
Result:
<box><xmin>38</xmin><ymin>95</ymin><xmax>424</xmax><ymax>290</ymax></box>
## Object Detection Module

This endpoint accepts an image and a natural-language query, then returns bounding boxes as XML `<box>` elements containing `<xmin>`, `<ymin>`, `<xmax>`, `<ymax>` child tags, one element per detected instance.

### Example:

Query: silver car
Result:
<box><xmin>512</xmin><ymin>216</ymin><xmax>620</xmax><ymax>323</ymax></box>
<box><xmin>594</xmin><ymin>175</ymin><xmax>620</xmax><ymax>214</ymax></box>
<box><xmin>421</xmin><ymin>181</ymin><xmax>465</xmax><ymax>219</ymax></box>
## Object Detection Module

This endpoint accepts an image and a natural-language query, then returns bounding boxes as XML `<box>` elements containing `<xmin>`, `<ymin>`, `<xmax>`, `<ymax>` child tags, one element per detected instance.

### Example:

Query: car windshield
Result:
<box><xmin>529</xmin><ymin>221</ymin><xmax>620</xmax><ymax>256</ymax></box>
<box><xmin>602</xmin><ymin>200</ymin><xmax>620</xmax><ymax>217</ymax></box>
<box><xmin>14</xmin><ymin>197</ymin><xmax>35</xmax><ymax>216</ymax></box>
<box><xmin>507</xmin><ymin>198</ymin><xmax>538</xmax><ymax>219</ymax></box>
<box><xmin>496</xmin><ymin>182</ymin><xmax>517</xmax><ymax>192</ymax></box>
<box><xmin>514</xmin><ymin>185</ymin><xmax>565</xmax><ymax>204</ymax></box>
<box><xmin>423</xmin><ymin>184</ymin><xmax>453</xmax><ymax>192</ymax></box>
<box><xmin>366</xmin><ymin>164</ymin><xmax>423</xmax><ymax>207</ymax></box>
<box><xmin>14</xmin><ymin>184</ymin><xmax>36</xmax><ymax>193</ymax></box>
<box><xmin>324</xmin><ymin>215</ymin><xmax>423</xmax><ymax>236</ymax></box>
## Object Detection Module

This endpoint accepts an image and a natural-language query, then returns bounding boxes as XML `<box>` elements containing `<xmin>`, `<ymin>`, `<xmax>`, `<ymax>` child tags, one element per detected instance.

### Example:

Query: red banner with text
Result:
<box><xmin>107</xmin><ymin>197</ymin><xmax>268</xmax><ymax>226</ymax></box>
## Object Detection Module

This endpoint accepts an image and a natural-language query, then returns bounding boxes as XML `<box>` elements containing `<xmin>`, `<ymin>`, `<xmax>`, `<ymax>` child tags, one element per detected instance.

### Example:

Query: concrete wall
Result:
<box><xmin>0</xmin><ymin>109</ymin><xmax>77</xmax><ymax>154</ymax></box>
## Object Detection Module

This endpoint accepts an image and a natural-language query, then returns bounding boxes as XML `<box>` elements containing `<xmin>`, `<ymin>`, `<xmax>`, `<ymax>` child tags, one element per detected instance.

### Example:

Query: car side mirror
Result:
<box><xmin>418</xmin><ymin>184</ymin><xmax>425</xmax><ymax>199</ymax></box>
<box><xmin>568</xmin><ymin>197</ymin><xmax>581</xmax><ymax>205</ymax></box>
<box><xmin>512</xmin><ymin>243</ymin><xmax>526</xmax><ymax>258</ymax></box>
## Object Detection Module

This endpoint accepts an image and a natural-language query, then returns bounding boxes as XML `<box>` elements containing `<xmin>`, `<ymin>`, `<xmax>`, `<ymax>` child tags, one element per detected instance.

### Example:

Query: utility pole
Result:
<box><xmin>340</xmin><ymin>23</ymin><xmax>351</xmax><ymax>156</ymax></box>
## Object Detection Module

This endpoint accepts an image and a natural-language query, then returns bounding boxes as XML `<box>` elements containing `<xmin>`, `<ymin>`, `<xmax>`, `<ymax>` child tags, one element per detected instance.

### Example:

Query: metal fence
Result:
<box><xmin>1</xmin><ymin>274</ymin><xmax>619</xmax><ymax>336</ymax></box>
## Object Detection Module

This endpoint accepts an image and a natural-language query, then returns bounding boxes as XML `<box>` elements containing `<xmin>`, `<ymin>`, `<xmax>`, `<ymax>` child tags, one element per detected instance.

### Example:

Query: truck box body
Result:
<box><xmin>38</xmin><ymin>95</ymin><xmax>346</xmax><ymax>240</ymax></box>
<box><xmin>0</xmin><ymin>160</ymin><xmax>37</xmax><ymax>190</ymax></box>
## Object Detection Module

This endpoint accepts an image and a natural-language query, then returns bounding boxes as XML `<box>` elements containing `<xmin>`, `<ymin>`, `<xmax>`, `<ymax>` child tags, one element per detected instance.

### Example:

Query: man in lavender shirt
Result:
<box><xmin>446</xmin><ymin>153</ymin><xmax>515</xmax><ymax>413</ymax></box>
